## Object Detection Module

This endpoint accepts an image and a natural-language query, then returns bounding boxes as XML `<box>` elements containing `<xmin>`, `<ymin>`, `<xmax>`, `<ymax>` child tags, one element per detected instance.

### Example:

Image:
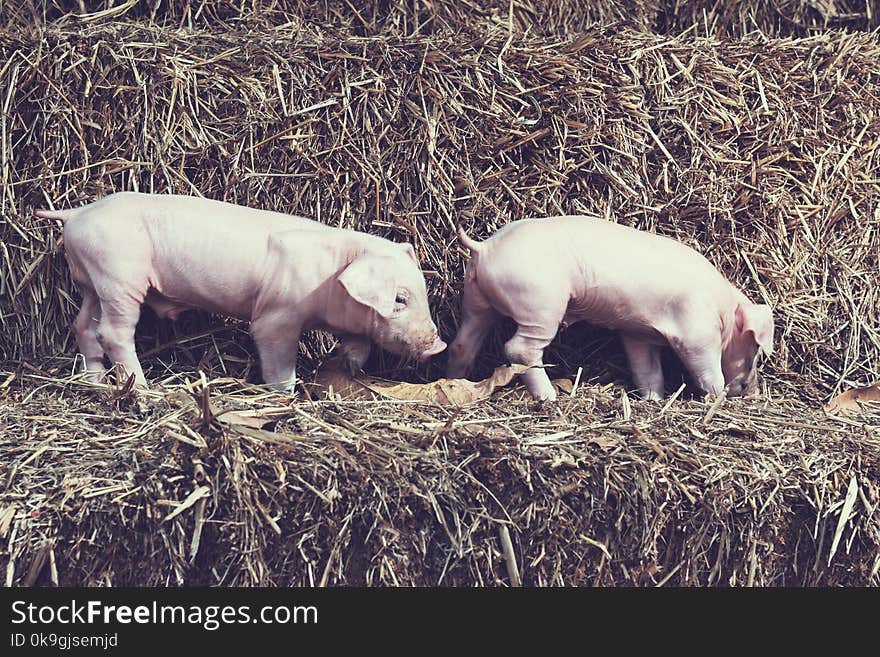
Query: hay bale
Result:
<box><xmin>2</xmin><ymin>0</ymin><xmax>660</xmax><ymax>34</ymax></box>
<box><xmin>2</xmin><ymin>18</ymin><xmax>879</xmax><ymax>588</ymax></box>
<box><xmin>1</xmin><ymin>370</ymin><xmax>878</xmax><ymax>586</ymax></box>
<box><xmin>4</xmin><ymin>1</ymin><xmax>876</xmax><ymax>37</ymax></box>
<box><xmin>2</xmin><ymin>23</ymin><xmax>880</xmax><ymax>395</ymax></box>
<box><xmin>656</xmin><ymin>0</ymin><xmax>878</xmax><ymax>37</ymax></box>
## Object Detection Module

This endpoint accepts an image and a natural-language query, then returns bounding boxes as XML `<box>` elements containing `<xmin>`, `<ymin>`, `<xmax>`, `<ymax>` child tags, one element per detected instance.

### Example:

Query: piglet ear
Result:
<box><xmin>398</xmin><ymin>242</ymin><xmax>418</xmax><ymax>263</ymax></box>
<box><xmin>338</xmin><ymin>255</ymin><xmax>396</xmax><ymax>318</ymax></box>
<box><xmin>736</xmin><ymin>303</ymin><xmax>774</xmax><ymax>355</ymax></box>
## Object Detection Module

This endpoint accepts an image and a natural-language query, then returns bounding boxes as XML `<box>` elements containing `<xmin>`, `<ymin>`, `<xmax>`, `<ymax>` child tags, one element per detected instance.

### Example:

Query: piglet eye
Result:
<box><xmin>395</xmin><ymin>294</ymin><xmax>407</xmax><ymax>305</ymax></box>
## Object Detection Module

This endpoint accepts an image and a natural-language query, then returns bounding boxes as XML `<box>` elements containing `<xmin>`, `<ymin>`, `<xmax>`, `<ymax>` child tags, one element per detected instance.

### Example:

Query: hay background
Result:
<box><xmin>4</xmin><ymin>0</ymin><xmax>659</xmax><ymax>35</ymax></box>
<box><xmin>2</xmin><ymin>22</ymin><xmax>880</xmax><ymax>395</ymax></box>
<box><xmin>1</xmin><ymin>4</ymin><xmax>879</xmax><ymax>587</ymax></box>
<box><xmin>5</xmin><ymin>1</ymin><xmax>878</xmax><ymax>36</ymax></box>
<box><xmin>655</xmin><ymin>0</ymin><xmax>878</xmax><ymax>37</ymax></box>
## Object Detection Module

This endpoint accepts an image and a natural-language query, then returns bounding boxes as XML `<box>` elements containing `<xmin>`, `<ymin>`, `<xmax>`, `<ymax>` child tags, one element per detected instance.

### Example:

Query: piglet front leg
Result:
<box><xmin>250</xmin><ymin>309</ymin><xmax>302</xmax><ymax>394</ymax></box>
<box><xmin>667</xmin><ymin>327</ymin><xmax>725</xmax><ymax>399</ymax></box>
<box><xmin>447</xmin><ymin>283</ymin><xmax>499</xmax><ymax>379</ymax></box>
<box><xmin>505</xmin><ymin>325</ymin><xmax>558</xmax><ymax>402</ymax></box>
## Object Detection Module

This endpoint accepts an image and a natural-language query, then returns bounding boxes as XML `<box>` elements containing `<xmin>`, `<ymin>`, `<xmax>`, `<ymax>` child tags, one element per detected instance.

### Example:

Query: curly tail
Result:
<box><xmin>456</xmin><ymin>225</ymin><xmax>483</xmax><ymax>254</ymax></box>
<box><xmin>35</xmin><ymin>208</ymin><xmax>72</xmax><ymax>222</ymax></box>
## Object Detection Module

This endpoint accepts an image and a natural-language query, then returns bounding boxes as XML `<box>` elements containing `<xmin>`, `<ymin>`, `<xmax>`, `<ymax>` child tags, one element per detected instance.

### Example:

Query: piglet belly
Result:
<box><xmin>146</xmin><ymin>245</ymin><xmax>265</xmax><ymax>320</ymax></box>
<box><xmin>144</xmin><ymin>289</ymin><xmax>193</xmax><ymax>321</ymax></box>
<box><xmin>143</xmin><ymin>265</ymin><xmax>259</xmax><ymax>321</ymax></box>
<box><xmin>564</xmin><ymin>293</ymin><xmax>667</xmax><ymax>344</ymax></box>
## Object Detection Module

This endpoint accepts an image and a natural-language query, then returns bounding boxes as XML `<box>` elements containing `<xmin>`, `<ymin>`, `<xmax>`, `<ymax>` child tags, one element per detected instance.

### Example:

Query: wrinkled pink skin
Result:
<box><xmin>447</xmin><ymin>216</ymin><xmax>774</xmax><ymax>402</ymax></box>
<box><xmin>38</xmin><ymin>192</ymin><xmax>445</xmax><ymax>392</ymax></box>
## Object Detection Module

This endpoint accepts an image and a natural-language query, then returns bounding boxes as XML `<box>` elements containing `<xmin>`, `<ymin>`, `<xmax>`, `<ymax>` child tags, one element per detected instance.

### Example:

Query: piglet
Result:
<box><xmin>37</xmin><ymin>192</ymin><xmax>446</xmax><ymax>391</ymax></box>
<box><xmin>447</xmin><ymin>216</ymin><xmax>773</xmax><ymax>401</ymax></box>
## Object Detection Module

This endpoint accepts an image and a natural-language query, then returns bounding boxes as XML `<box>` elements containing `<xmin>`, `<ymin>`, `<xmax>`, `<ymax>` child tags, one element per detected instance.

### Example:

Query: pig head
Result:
<box><xmin>719</xmin><ymin>300</ymin><xmax>774</xmax><ymax>396</ymax></box>
<box><xmin>37</xmin><ymin>192</ymin><xmax>445</xmax><ymax>392</ymax></box>
<box><xmin>253</xmin><ymin>229</ymin><xmax>446</xmax><ymax>390</ymax></box>
<box><xmin>447</xmin><ymin>216</ymin><xmax>773</xmax><ymax>402</ymax></box>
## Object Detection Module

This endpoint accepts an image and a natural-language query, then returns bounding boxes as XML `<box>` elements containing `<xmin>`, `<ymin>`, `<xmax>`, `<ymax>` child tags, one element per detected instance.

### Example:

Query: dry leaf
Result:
<box><xmin>310</xmin><ymin>361</ymin><xmax>532</xmax><ymax>406</ymax></box>
<box><xmin>309</xmin><ymin>367</ymin><xmax>375</xmax><ymax>401</ymax></box>
<box><xmin>587</xmin><ymin>435</ymin><xmax>620</xmax><ymax>449</ymax></box>
<box><xmin>213</xmin><ymin>405</ymin><xmax>290</xmax><ymax>428</ymax></box>
<box><xmin>552</xmin><ymin>378</ymin><xmax>574</xmax><ymax>393</ymax></box>
<box><xmin>824</xmin><ymin>382</ymin><xmax>880</xmax><ymax>414</ymax></box>
<box><xmin>165</xmin><ymin>391</ymin><xmax>285</xmax><ymax>429</ymax></box>
<box><xmin>215</xmin><ymin>410</ymin><xmax>275</xmax><ymax>429</ymax></box>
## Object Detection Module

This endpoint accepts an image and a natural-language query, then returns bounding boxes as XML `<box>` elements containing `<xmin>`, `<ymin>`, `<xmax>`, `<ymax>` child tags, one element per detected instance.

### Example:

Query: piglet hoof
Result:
<box><xmin>338</xmin><ymin>340</ymin><xmax>370</xmax><ymax>376</ymax></box>
<box><xmin>534</xmin><ymin>399</ymin><xmax>559</xmax><ymax>414</ymax></box>
<box><xmin>342</xmin><ymin>357</ymin><xmax>364</xmax><ymax>376</ymax></box>
<box><xmin>264</xmin><ymin>379</ymin><xmax>298</xmax><ymax>398</ymax></box>
<box><xmin>704</xmin><ymin>387</ymin><xmax>727</xmax><ymax>403</ymax></box>
<box><xmin>530</xmin><ymin>389</ymin><xmax>558</xmax><ymax>403</ymax></box>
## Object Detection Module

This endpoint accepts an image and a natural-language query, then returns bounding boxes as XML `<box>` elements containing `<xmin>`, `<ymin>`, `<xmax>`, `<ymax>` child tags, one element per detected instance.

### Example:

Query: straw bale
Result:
<box><xmin>3</xmin><ymin>1</ymin><xmax>876</xmax><ymax>37</ymax></box>
<box><xmin>1</xmin><ymin>0</ymin><xmax>659</xmax><ymax>34</ymax></box>
<box><xmin>2</xmin><ymin>19</ymin><xmax>880</xmax><ymax>587</ymax></box>
<box><xmin>1</xmin><ymin>368</ymin><xmax>877</xmax><ymax>586</ymax></box>
<box><xmin>656</xmin><ymin>0</ymin><xmax>878</xmax><ymax>38</ymax></box>
<box><xmin>2</xmin><ymin>23</ymin><xmax>880</xmax><ymax>396</ymax></box>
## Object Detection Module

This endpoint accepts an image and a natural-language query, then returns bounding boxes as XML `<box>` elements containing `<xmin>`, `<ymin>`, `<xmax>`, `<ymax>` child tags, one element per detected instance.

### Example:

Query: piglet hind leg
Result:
<box><xmin>251</xmin><ymin>310</ymin><xmax>302</xmax><ymax>394</ymax></box>
<box><xmin>72</xmin><ymin>289</ymin><xmax>106</xmax><ymax>382</ymax></box>
<box><xmin>620</xmin><ymin>333</ymin><xmax>665</xmax><ymax>400</ymax></box>
<box><xmin>95</xmin><ymin>297</ymin><xmax>147</xmax><ymax>386</ymax></box>
<box><xmin>446</xmin><ymin>283</ymin><xmax>499</xmax><ymax>379</ymax></box>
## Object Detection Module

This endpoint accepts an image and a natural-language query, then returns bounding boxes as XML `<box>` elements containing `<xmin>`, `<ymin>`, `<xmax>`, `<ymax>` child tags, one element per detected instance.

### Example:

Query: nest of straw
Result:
<box><xmin>1</xmin><ymin>15</ymin><xmax>879</xmax><ymax>586</ymax></box>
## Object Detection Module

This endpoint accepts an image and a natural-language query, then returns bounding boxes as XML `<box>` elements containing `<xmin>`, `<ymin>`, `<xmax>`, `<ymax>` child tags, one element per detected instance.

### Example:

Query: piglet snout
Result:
<box><xmin>418</xmin><ymin>335</ymin><xmax>447</xmax><ymax>361</ymax></box>
<box><xmin>726</xmin><ymin>377</ymin><xmax>756</xmax><ymax>398</ymax></box>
